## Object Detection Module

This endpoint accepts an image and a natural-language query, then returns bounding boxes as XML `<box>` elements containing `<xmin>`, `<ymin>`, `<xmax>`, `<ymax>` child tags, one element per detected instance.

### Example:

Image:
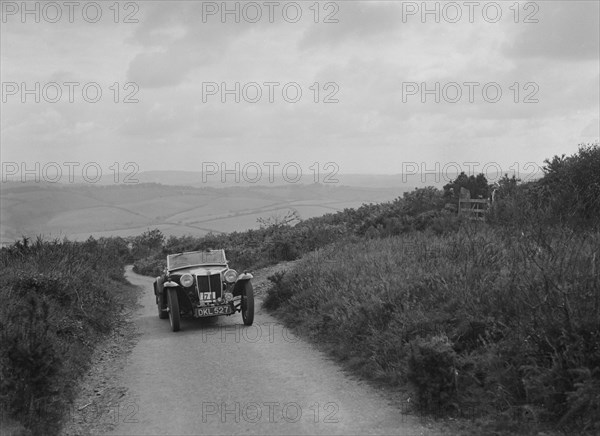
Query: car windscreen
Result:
<box><xmin>167</xmin><ymin>251</ymin><xmax>226</xmax><ymax>270</ymax></box>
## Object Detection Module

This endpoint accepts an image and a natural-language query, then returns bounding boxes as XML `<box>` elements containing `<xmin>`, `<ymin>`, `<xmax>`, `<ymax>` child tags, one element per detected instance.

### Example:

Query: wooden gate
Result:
<box><xmin>458</xmin><ymin>198</ymin><xmax>490</xmax><ymax>220</ymax></box>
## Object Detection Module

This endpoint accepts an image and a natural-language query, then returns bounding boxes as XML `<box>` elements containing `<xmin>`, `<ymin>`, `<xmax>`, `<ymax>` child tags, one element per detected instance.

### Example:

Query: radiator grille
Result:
<box><xmin>196</xmin><ymin>274</ymin><xmax>222</xmax><ymax>300</ymax></box>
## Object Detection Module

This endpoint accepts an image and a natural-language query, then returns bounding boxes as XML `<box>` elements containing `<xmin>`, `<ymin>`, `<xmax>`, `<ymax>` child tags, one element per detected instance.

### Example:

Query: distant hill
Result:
<box><xmin>0</xmin><ymin>181</ymin><xmax>404</xmax><ymax>245</ymax></box>
<box><xmin>134</xmin><ymin>171</ymin><xmax>429</xmax><ymax>189</ymax></box>
<box><xmin>2</xmin><ymin>168</ymin><xmax>543</xmax><ymax>189</ymax></box>
<box><xmin>1</xmin><ymin>167</ymin><xmax>544</xmax><ymax>245</ymax></box>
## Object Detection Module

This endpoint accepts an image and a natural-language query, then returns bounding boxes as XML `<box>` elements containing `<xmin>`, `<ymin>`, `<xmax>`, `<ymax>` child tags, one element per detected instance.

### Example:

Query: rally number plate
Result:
<box><xmin>195</xmin><ymin>305</ymin><xmax>232</xmax><ymax>317</ymax></box>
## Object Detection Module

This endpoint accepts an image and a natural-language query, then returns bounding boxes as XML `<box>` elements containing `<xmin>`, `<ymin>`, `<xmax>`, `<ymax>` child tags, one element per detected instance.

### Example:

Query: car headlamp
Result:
<box><xmin>180</xmin><ymin>273</ymin><xmax>194</xmax><ymax>287</ymax></box>
<box><xmin>224</xmin><ymin>269</ymin><xmax>238</xmax><ymax>283</ymax></box>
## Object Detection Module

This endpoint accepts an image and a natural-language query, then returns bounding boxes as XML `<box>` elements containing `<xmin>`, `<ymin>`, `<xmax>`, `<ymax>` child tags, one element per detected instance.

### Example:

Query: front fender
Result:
<box><xmin>154</xmin><ymin>277</ymin><xmax>164</xmax><ymax>296</ymax></box>
<box><xmin>232</xmin><ymin>273</ymin><xmax>253</xmax><ymax>296</ymax></box>
<box><xmin>237</xmin><ymin>272</ymin><xmax>253</xmax><ymax>281</ymax></box>
<box><xmin>163</xmin><ymin>281</ymin><xmax>179</xmax><ymax>288</ymax></box>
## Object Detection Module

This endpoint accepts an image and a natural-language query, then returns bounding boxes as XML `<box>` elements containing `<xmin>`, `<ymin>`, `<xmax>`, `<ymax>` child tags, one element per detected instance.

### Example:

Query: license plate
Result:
<box><xmin>195</xmin><ymin>305</ymin><xmax>232</xmax><ymax>317</ymax></box>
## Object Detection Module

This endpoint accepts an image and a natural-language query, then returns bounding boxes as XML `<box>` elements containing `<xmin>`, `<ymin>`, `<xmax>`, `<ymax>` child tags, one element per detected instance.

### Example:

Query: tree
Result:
<box><xmin>132</xmin><ymin>229</ymin><xmax>165</xmax><ymax>259</ymax></box>
<box><xmin>402</xmin><ymin>186</ymin><xmax>444</xmax><ymax>215</ymax></box>
<box><xmin>492</xmin><ymin>174</ymin><xmax>520</xmax><ymax>200</ymax></box>
<box><xmin>257</xmin><ymin>209</ymin><xmax>301</xmax><ymax>229</ymax></box>
<box><xmin>539</xmin><ymin>142</ymin><xmax>600</xmax><ymax>224</ymax></box>
<box><xmin>443</xmin><ymin>172</ymin><xmax>490</xmax><ymax>204</ymax></box>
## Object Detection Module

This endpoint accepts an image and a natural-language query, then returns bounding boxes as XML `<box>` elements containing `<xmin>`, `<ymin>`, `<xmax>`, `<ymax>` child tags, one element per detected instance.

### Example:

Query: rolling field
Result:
<box><xmin>0</xmin><ymin>181</ymin><xmax>404</xmax><ymax>244</ymax></box>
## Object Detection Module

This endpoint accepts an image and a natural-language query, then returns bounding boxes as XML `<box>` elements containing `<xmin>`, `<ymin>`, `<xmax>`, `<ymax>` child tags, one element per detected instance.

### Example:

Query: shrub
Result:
<box><xmin>540</xmin><ymin>142</ymin><xmax>600</xmax><ymax>226</ymax></box>
<box><xmin>132</xmin><ymin>255</ymin><xmax>165</xmax><ymax>277</ymax></box>
<box><xmin>408</xmin><ymin>335</ymin><xmax>458</xmax><ymax>411</ymax></box>
<box><xmin>262</xmin><ymin>225</ymin><xmax>600</xmax><ymax>432</ymax></box>
<box><xmin>0</xmin><ymin>237</ymin><xmax>130</xmax><ymax>435</ymax></box>
<box><xmin>0</xmin><ymin>295</ymin><xmax>60</xmax><ymax>426</ymax></box>
<box><xmin>263</xmin><ymin>271</ymin><xmax>289</xmax><ymax>310</ymax></box>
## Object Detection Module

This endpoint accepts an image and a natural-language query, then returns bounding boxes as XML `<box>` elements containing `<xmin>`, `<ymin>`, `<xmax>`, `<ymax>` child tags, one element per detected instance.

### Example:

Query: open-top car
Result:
<box><xmin>153</xmin><ymin>249</ymin><xmax>254</xmax><ymax>332</ymax></box>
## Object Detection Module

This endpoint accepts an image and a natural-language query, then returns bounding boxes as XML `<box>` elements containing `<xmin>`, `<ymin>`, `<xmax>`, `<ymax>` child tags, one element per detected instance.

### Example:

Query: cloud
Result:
<box><xmin>1</xmin><ymin>1</ymin><xmax>598</xmax><ymax>175</ymax></box>
<box><xmin>502</xmin><ymin>1</ymin><xmax>600</xmax><ymax>61</ymax></box>
<box><xmin>580</xmin><ymin>119</ymin><xmax>600</xmax><ymax>138</ymax></box>
<box><xmin>298</xmin><ymin>2</ymin><xmax>405</xmax><ymax>50</ymax></box>
<box><xmin>127</xmin><ymin>49</ymin><xmax>193</xmax><ymax>88</ymax></box>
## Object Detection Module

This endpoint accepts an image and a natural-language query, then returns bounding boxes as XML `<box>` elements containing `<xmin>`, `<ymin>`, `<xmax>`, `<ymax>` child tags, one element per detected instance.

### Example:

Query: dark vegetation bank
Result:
<box><xmin>0</xmin><ymin>237</ymin><xmax>131</xmax><ymax>435</ymax></box>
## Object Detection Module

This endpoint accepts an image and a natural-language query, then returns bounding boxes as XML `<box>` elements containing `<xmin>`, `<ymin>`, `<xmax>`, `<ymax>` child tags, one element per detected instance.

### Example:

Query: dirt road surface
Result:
<box><xmin>90</xmin><ymin>267</ymin><xmax>442</xmax><ymax>435</ymax></box>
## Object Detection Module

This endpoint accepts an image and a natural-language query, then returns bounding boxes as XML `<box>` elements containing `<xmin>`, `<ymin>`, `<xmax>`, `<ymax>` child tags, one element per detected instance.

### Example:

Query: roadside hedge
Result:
<box><xmin>0</xmin><ymin>236</ymin><xmax>130</xmax><ymax>435</ymax></box>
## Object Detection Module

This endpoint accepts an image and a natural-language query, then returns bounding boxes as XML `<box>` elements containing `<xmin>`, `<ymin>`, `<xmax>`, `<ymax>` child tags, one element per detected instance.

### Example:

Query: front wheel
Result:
<box><xmin>167</xmin><ymin>288</ymin><xmax>181</xmax><ymax>332</ymax></box>
<box><xmin>241</xmin><ymin>281</ymin><xmax>254</xmax><ymax>326</ymax></box>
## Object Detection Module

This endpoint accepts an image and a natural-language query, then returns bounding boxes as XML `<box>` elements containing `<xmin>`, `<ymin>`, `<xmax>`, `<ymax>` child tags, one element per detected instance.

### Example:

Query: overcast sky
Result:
<box><xmin>1</xmin><ymin>1</ymin><xmax>598</xmax><ymax>179</ymax></box>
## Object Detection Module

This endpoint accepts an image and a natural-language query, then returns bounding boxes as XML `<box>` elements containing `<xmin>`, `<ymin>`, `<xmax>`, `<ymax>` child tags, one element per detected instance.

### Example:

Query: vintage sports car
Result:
<box><xmin>153</xmin><ymin>249</ymin><xmax>254</xmax><ymax>332</ymax></box>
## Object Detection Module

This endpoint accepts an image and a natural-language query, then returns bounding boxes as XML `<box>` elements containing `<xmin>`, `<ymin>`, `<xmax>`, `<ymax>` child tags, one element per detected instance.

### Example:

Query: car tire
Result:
<box><xmin>158</xmin><ymin>291</ymin><xmax>168</xmax><ymax>319</ymax></box>
<box><xmin>241</xmin><ymin>281</ymin><xmax>254</xmax><ymax>326</ymax></box>
<box><xmin>167</xmin><ymin>288</ymin><xmax>181</xmax><ymax>332</ymax></box>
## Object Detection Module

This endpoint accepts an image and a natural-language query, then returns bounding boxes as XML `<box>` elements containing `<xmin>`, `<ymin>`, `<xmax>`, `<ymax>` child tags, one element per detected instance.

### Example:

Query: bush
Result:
<box><xmin>262</xmin><ymin>225</ymin><xmax>600</xmax><ymax>432</ymax></box>
<box><xmin>408</xmin><ymin>335</ymin><xmax>458</xmax><ymax>411</ymax></box>
<box><xmin>263</xmin><ymin>271</ymin><xmax>289</xmax><ymax>310</ymax></box>
<box><xmin>489</xmin><ymin>143</ymin><xmax>600</xmax><ymax>230</ymax></box>
<box><xmin>0</xmin><ymin>295</ymin><xmax>61</xmax><ymax>426</ymax></box>
<box><xmin>540</xmin><ymin>142</ymin><xmax>600</xmax><ymax>226</ymax></box>
<box><xmin>132</xmin><ymin>255</ymin><xmax>165</xmax><ymax>277</ymax></box>
<box><xmin>0</xmin><ymin>237</ymin><xmax>130</xmax><ymax>435</ymax></box>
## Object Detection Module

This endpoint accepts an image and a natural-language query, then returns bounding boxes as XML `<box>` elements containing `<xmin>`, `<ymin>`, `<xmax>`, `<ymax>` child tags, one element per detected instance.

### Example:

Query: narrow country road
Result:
<box><xmin>102</xmin><ymin>266</ymin><xmax>440</xmax><ymax>435</ymax></box>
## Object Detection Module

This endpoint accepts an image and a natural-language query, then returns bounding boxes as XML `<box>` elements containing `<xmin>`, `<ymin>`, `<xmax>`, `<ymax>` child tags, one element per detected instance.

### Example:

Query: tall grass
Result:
<box><xmin>264</xmin><ymin>224</ymin><xmax>600</xmax><ymax>433</ymax></box>
<box><xmin>0</xmin><ymin>236</ymin><xmax>130</xmax><ymax>435</ymax></box>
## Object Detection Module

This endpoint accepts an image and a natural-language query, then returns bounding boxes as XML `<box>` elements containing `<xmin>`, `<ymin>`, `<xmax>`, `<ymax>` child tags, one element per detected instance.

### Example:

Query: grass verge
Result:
<box><xmin>263</xmin><ymin>224</ymin><xmax>600</xmax><ymax>434</ymax></box>
<box><xmin>0</xmin><ymin>237</ymin><xmax>131</xmax><ymax>436</ymax></box>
